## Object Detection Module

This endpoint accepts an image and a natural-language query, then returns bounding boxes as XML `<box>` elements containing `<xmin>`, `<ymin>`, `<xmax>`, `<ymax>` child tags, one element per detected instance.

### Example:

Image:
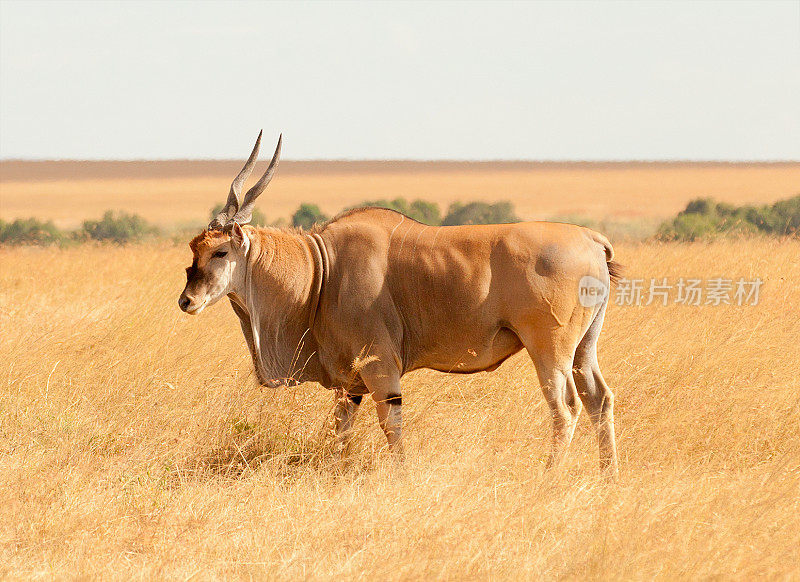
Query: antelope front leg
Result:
<box><xmin>333</xmin><ymin>389</ymin><xmax>362</xmax><ymax>457</ymax></box>
<box><xmin>373</xmin><ymin>393</ymin><xmax>403</xmax><ymax>456</ymax></box>
<box><xmin>361</xmin><ymin>368</ymin><xmax>404</xmax><ymax>457</ymax></box>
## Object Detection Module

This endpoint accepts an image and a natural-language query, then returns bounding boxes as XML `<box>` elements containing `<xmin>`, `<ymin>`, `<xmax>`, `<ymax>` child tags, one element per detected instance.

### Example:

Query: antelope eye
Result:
<box><xmin>212</xmin><ymin>250</ymin><xmax>228</xmax><ymax>258</ymax></box>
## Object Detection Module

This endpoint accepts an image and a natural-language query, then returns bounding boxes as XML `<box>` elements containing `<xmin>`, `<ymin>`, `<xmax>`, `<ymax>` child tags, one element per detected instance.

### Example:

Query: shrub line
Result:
<box><xmin>3</xmin><ymin>194</ymin><xmax>798</xmax><ymax>245</ymax></box>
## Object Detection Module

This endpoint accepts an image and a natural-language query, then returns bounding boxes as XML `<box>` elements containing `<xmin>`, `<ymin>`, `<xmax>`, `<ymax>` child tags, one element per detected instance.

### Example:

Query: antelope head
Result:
<box><xmin>178</xmin><ymin>131</ymin><xmax>282</xmax><ymax>314</ymax></box>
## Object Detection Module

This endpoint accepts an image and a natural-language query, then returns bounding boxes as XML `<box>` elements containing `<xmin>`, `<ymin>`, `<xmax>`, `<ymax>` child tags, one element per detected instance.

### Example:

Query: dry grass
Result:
<box><xmin>1</xmin><ymin>238</ymin><xmax>799</xmax><ymax>580</ymax></box>
<box><xmin>2</xmin><ymin>161</ymin><xmax>799</xmax><ymax>229</ymax></box>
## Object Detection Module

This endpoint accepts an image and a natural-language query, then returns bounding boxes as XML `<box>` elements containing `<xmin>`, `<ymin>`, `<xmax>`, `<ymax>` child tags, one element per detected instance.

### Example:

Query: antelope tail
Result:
<box><xmin>607</xmin><ymin>260</ymin><xmax>623</xmax><ymax>286</ymax></box>
<box><xmin>589</xmin><ymin>230</ymin><xmax>623</xmax><ymax>286</ymax></box>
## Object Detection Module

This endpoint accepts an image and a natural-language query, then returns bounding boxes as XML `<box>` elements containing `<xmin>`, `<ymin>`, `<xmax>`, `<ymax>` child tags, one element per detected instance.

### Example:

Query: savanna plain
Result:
<box><xmin>1</xmin><ymin>162</ymin><xmax>799</xmax><ymax>580</ymax></box>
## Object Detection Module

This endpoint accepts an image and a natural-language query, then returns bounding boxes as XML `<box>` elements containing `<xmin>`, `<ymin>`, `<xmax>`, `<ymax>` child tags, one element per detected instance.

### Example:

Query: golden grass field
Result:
<box><xmin>1</xmin><ymin>235</ymin><xmax>799</xmax><ymax>580</ymax></box>
<box><xmin>2</xmin><ymin>161</ymin><xmax>799</xmax><ymax>229</ymax></box>
<box><xmin>1</xmin><ymin>160</ymin><xmax>799</xmax><ymax>579</ymax></box>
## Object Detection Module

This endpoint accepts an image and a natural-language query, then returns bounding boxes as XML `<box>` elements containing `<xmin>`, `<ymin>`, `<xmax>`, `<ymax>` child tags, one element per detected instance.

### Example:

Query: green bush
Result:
<box><xmin>657</xmin><ymin>195</ymin><xmax>800</xmax><ymax>241</ymax></box>
<box><xmin>442</xmin><ymin>201</ymin><xmax>520</xmax><ymax>226</ymax></box>
<box><xmin>0</xmin><ymin>217</ymin><xmax>64</xmax><ymax>245</ymax></box>
<box><xmin>81</xmin><ymin>211</ymin><xmax>158</xmax><ymax>243</ymax></box>
<box><xmin>209</xmin><ymin>204</ymin><xmax>268</xmax><ymax>228</ymax></box>
<box><xmin>406</xmin><ymin>200</ymin><xmax>442</xmax><ymax>225</ymax></box>
<box><xmin>292</xmin><ymin>203</ymin><xmax>329</xmax><ymax>230</ymax></box>
<box><xmin>765</xmin><ymin>195</ymin><xmax>800</xmax><ymax>234</ymax></box>
<box><xmin>353</xmin><ymin>198</ymin><xmax>442</xmax><ymax>226</ymax></box>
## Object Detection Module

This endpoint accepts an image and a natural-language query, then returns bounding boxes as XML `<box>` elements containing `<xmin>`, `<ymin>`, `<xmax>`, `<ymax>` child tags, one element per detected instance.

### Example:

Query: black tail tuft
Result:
<box><xmin>607</xmin><ymin>260</ymin><xmax>624</xmax><ymax>286</ymax></box>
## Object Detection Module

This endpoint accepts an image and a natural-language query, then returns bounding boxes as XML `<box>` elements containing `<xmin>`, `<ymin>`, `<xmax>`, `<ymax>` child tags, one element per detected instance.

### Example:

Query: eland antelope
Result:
<box><xmin>178</xmin><ymin>132</ymin><xmax>621</xmax><ymax>477</ymax></box>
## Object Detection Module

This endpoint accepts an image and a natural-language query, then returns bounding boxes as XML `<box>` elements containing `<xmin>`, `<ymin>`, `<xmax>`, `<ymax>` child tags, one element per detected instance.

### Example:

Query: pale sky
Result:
<box><xmin>1</xmin><ymin>0</ymin><xmax>798</xmax><ymax>160</ymax></box>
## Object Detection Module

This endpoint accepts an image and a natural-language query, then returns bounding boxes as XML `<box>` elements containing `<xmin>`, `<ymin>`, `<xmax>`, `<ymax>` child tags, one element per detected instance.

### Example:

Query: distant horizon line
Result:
<box><xmin>2</xmin><ymin>158</ymin><xmax>798</xmax><ymax>164</ymax></box>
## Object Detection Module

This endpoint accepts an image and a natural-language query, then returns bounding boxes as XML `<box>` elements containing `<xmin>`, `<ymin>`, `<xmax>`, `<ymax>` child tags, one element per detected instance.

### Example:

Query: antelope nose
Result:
<box><xmin>178</xmin><ymin>296</ymin><xmax>191</xmax><ymax>312</ymax></box>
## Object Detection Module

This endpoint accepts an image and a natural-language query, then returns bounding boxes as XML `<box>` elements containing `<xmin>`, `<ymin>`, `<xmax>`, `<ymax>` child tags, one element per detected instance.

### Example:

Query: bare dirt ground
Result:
<box><xmin>1</xmin><ymin>238</ymin><xmax>798</xmax><ymax>579</ymax></box>
<box><xmin>2</xmin><ymin>160</ymin><xmax>799</xmax><ymax>229</ymax></box>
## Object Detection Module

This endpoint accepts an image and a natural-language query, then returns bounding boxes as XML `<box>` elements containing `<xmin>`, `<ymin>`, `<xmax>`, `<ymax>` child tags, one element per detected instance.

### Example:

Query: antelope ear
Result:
<box><xmin>231</xmin><ymin>222</ymin><xmax>250</xmax><ymax>255</ymax></box>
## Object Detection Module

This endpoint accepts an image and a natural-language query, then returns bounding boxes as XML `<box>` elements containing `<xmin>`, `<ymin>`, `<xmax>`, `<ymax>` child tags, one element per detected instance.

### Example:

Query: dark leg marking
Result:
<box><xmin>385</xmin><ymin>395</ymin><xmax>402</xmax><ymax>406</ymax></box>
